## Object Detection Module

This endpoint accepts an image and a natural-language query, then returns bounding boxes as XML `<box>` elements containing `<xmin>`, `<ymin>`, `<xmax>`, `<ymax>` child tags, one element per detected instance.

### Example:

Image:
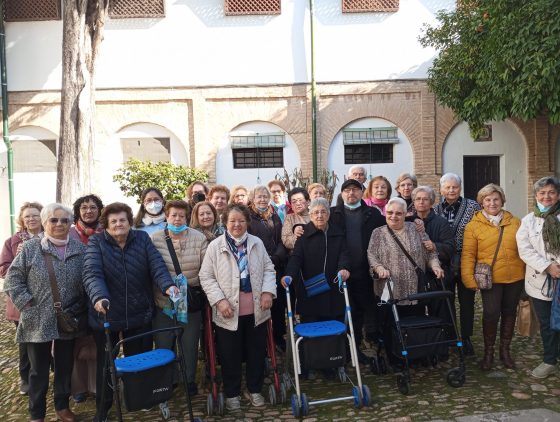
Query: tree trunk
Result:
<box><xmin>57</xmin><ymin>0</ymin><xmax>108</xmax><ymax>204</ymax></box>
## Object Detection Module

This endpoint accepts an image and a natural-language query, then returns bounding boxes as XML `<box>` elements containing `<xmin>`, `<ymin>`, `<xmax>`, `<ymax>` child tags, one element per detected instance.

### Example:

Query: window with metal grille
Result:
<box><xmin>109</xmin><ymin>0</ymin><xmax>165</xmax><ymax>19</ymax></box>
<box><xmin>233</xmin><ymin>148</ymin><xmax>284</xmax><ymax>169</ymax></box>
<box><xmin>13</xmin><ymin>139</ymin><xmax>57</xmax><ymax>172</ymax></box>
<box><xmin>4</xmin><ymin>0</ymin><xmax>61</xmax><ymax>22</ymax></box>
<box><xmin>344</xmin><ymin>144</ymin><xmax>393</xmax><ymax>164</ymax></box>
<box><xmin>121</xmin><ymin>137</ymin><xmax>170</xmax><ymax>162</ymax></box>
<box><xmin>342</xmin><ymin>0</ymin><xmax>399</xmax><ymax>13</ymax></box>
<box><xmin>225</xmin><ymin>0</ymin><xmax>281</xmax><ymax>16</ymax></box>
<box><xmin>343</xmin><ymin>127</ymin><xmax>399</xmax><ymax>145</ymax></box>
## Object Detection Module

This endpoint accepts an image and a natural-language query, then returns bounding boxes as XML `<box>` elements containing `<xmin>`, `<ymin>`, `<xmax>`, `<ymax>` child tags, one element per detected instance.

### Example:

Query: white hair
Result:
<box><xmin>412</xmin><ymin>186</ymin><xmax>436</xmax><ymax>204</ymax></box>
<box><xmin>386</xmin><ymin>197</ymin><xmax>407</xmax><ymax>213</ymax></box>
<box><xmin>348</xmin><ymin>165</ymin><xmax>367</xmax><ymax>178</ymax></box>
<box><xmin>40</xmin><ymin>203</ymin><xmax>73</xmax><ymax>226</ymax></box>
<box><xmin>309</xmin><ymin>198</ymin><xmax>330</xmax><ymax>215</ymax></box>
<box><xmin>439</xmin><ymin>172</ymin><xmax>462</xmax><ymax>187</ymax></box>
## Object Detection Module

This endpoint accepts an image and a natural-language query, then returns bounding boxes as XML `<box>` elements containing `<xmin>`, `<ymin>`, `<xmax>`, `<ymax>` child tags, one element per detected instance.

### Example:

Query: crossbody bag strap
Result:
<box><xmin>490</xmin><ymin>226</ymin><xmax>505</xmax><ymax>268</ymax></box>
<box><xmin>43</xmin><ymin>251</ymin><xmax>63</xmax><ymax>311</ymax></box>
<box><xmin>387</xmin><ymin>227</ymin><xmax>422</xmax><ymax>272</ymax></box>
<box><xmin>164</xmin><ymin>229</ymin><xmax>183</xmax><ymax>276</ymax></box>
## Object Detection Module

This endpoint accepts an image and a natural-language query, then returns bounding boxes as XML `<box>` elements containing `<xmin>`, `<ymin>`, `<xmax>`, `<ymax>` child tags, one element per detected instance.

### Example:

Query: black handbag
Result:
<box><xmin>302</xmin><ymin>231</ymin><xmax>331</xmax><ymax>297</ymax></box>
<box><xmin>164</xmin><ymin>229</ymin><xmax>206</xmax><ymax>313</ymax></box>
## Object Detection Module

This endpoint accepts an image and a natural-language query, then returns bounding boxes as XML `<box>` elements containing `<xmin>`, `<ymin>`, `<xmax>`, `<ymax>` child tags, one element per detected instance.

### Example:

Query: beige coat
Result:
<box><xmin>199</xmin><ymin>233</ymin><xmax>277</xmax><ymax>331</ymax></box>
<box><xmin>151</xmin><ymin>228</ymin><xmax>208</xmax><ymax>310</ymax></box>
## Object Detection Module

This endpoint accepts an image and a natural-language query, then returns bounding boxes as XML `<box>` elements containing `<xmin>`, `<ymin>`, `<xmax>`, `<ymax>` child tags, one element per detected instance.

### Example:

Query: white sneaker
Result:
<box><xmin>249</xmin><ymin>393</ymin><xmax>265</xmax><ymax>407</ymax></box>
<box><xmin>531</xmin><ymin>362</ymin><xmax>558</xmax><ymax>379</ymax></box>
<box><xmin>226</xmin><ymin>396</ymin><xmax>241</xmax><ymax>411</ymax></box>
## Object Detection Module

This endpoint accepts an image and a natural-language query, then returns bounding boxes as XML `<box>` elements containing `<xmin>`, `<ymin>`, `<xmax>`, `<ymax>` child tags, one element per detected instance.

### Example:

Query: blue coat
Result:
<box><xmin>83</xmin><ymin>229</ymin><xmax>174</xmax><ymax>331</ymax></box>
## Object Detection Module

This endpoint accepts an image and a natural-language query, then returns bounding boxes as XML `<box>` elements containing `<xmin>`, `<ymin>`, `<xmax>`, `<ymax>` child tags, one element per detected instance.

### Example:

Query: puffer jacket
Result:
<box><xmin>461</xmin><ymin>210</ymin><xmax>525</xmax><ymax>289</ymax></box>
<box><xmin>199</xmin><ymin>233</ymin><xmax>277</xmax><ymax>331</ymax></box>
<box><xmin>516</xmin><ymin>211</ymin><xmax>559</xmax><ymax>301</ymax></box>
<box><xmin>4</xmin><ymin>238</ymin><xmax>86</xmax><ymax>343</ymax></box>
<box><xmin>150</xmin><ymin>228</ymin><xmax>208</xmax><ymax>310</ymax></box>
<box><xmin>83</xmin><ymin>229</ymin><xmax>174</xmax><ymax>331</ymax></box>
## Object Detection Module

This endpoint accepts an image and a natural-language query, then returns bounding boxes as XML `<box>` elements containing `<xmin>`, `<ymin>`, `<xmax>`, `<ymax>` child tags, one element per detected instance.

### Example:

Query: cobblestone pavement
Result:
<box><xmin>1</xmin><ymin>292</ymin><xmax>559</xmax><ymax>422</ymax></box>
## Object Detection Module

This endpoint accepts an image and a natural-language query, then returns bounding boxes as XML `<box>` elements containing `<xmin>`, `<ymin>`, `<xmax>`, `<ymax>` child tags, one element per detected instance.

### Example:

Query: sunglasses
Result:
<box><xmin>49</xmin><ymin>217</ymin><xmax>70</xmax><ymax>225</ymax></box>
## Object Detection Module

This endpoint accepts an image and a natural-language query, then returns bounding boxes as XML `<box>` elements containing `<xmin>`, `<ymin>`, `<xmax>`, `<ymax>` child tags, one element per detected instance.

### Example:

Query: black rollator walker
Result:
<box><xmin>98</xmin><ymin>299</ymin><xmax>202</xmax><ymax>422</ymax></box>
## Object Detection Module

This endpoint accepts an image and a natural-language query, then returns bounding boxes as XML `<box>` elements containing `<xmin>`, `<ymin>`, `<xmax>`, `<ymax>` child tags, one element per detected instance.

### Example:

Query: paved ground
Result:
<box><xmin>1</xmin><ymin>291</ymin><xmax>559</xmax><ymax>422</ymax></box>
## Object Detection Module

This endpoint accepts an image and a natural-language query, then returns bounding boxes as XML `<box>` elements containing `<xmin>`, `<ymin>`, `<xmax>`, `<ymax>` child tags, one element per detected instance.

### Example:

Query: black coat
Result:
<box><xmin>248</xmin><ymin>209</ymin><xmax>287</xmax><ymax>273</ymax></box>
<box><xmin>83</xmin><ymin>229</ymin><xmax>174</xmax><ymax>331</ymax></box>
<box><xmin>285</xmin><ymin>222</ymin><xmax>350</xmax><ymax>318</ymax></box>
<box><xmin>414</xmin><ymin>210</ymin><xmax>456</xmax><ymax>268</ymax></box>
<box><xmin>329</xmin><ymin>200</ymin><xmax>385</xmax><ymax>277</ymax></box>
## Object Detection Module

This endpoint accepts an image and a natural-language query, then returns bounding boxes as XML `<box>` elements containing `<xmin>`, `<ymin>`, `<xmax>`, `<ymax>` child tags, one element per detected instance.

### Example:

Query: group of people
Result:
<box><xmin>1</xmin><ymin>167</ymin><xmax>559</xmax><ymax>421</ymax></box>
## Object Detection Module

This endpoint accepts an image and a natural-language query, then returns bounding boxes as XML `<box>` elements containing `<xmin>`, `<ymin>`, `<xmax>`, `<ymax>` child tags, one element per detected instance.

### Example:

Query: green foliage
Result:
<box><xmin>113</xmin><ymin>159</ymin><xmax>209</xmax><ymax>203</ymax></box>
<box><xmin>419</xmin><ymin>0</ymin><xmax>560</xmax><ymax>138</ymax></box>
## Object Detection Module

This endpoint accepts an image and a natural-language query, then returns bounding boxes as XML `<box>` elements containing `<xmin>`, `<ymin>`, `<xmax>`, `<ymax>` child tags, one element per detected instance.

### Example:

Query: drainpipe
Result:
<box><xmin>0</xmin><ymin>2</ymin><xmax>15</xmax><ymax>234</ymax></box>
<box><xmin>309</xmin><ymin>0</ymin><xmax>318</xmax><ymax>182</ymax></box>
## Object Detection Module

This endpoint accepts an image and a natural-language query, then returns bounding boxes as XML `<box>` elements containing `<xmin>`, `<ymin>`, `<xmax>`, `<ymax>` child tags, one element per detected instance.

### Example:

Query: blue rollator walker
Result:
<box><xmin>283</xmin><ymin>274</ymin><xmax>371</xmax><ymax>417</ymax></box>
<box><xmin>98</xmin><ymin>299</ymin><xmax>202</xmax><ymax>422</ymax></box>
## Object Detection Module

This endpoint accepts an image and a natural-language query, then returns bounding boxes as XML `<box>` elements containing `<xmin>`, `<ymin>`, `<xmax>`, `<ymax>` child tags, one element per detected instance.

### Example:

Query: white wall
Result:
<box><xmin>6</xmin><ymin>0</ymin><xmax>455</xmax><ymax>91</ymax></box>
<box><xmin>442</xmin><ymin>121</ymin><xmax>528</xmax><ymax>218</ymax></box>
<box><xmin>327</xmin><ymin>117</ymin><xmax>414</xmax><ymax>199</ymax></box>
<box><xmin>215</xmin><ymin>121</ymin><xmax>301</xmax><ymax>189</ymax></box>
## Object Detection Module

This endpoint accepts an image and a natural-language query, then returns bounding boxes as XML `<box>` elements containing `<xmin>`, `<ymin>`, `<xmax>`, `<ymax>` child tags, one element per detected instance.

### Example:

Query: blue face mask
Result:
<box><xmin>537</xmin><ymin>202</ymin><xmax>551</xmax><ymax>213</ymax></box>
<box><xmin>344</xmin><ymin>201</ymin><xmax>362</xmax><ymax>210</ymax></box>
<box><xmin>257</xmin><ymin>206</ymin><xmax>269</xmax><ymax>213</ymax></box>
<box><xmin>168</xmin><ymin>224</ymin><xmax>188</xmax><ymax>234</ymax></box>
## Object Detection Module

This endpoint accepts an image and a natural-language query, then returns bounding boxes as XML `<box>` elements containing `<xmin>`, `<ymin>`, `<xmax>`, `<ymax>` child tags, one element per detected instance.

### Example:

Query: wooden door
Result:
<box><xmin>463</xmin><ymin>156</ymin><xmax>500</xmax><ymax>200</ymax></box>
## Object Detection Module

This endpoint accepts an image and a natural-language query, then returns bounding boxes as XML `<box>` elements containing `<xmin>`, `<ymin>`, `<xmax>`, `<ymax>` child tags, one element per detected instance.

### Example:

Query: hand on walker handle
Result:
<box><xmin>432</xmin><ymin>266</ymin><xmax>445</xmax><ymax>279</ymax></box>
<box><xmin>95</xmin><ymin>299</ymin><xmax>109</xmax><ymax>314</ymax></box>
<box><xmin>338</xmin><ymin>269</ymin><xmax>350</xmax><ymax>281</ymax></box>
<box><xmin>281</xmin><ymin>276</ymin><xmax>292</xmax><ymax>288</ymax></box>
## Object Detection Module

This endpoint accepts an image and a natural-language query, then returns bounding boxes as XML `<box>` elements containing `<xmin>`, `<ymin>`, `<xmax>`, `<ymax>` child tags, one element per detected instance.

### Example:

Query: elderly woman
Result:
<box><xmin>69</xmin><ymin>194</ymin><xmax>104</xmax><ymax>403</ymax></box>
<box><xmin>199</xmin><ymin>204</ymin><xmax>276</xmax><ymax>411</ymax></box>
<box><xmin>5</xmin><ymin>203</ymin><xmax>86</xmax><ymax>422</ymax></box>
<box><xmin>307</xmin><ymin>183</ymin><xmax>327</xmax><ymax>200</ymax></box>
<box><xmin>364</xmin><ymin>176</ymin><xmax>392</xmax><ymax>215</ymax></box>
<box><xmin>229</xmin><ymin>185</ymin><xmax>250</xmax><ymax>206</ymax></box>
<box><xmin>434</xmin><ymin>172</ymin><xmax>481</xmax><ymax>355</ymax></box>
<box><xmin>247</xmin><ymin>185</ymin><xmax>288</xmax><ymax>350</ymax></box>
<box><xmin>281</xmin><ymin>187</ymin><xmax>311</xmax><ymax>251</ymax></box>
<box><xmin>395</xmin><ymin>173</ymin><xmax>418</xmax><ymax>216</ymax></box>
<box><xmin>0</xmin><ymin>201</ymin><xmax>43</xmax><ymax>395</ymax></box>
<box><xmin>208</xmin><ymin>185</ymin><xmax>231</xmax><ymax>222</ymax></box>
<box><xmin>461</xmin><ymin>184</ymin><xmax>525</xmax><ymax>370</ymax></box>
<box><xmin>282</xmin><ymin>198</ymin><xmax>350</xmax><ymax>322</ymax></box>
<box><xmin>133</xmin><ymin>187</ymin><xmax>167</xmax><ymax>235</ymax></box>
<box><xmin>517</xmin><ymin>176</ymin><xmax>560</xmax><ymax>379</ymax></box>
<box><xmin>190</xmin><ymin>201</ymin><xmax>224</xmax><ymax>242</ymax></box>
<box><xmin>268</xmin><ymin>180</ymin><xmax>290</xmax><ymax>224</ymax></box>
<box><xmin>83</xmin><ymin>202</ymin><xmax>177</xmax><ymax>421</ymax></box>
<box><xmin>151</xmin><ymin>200</ymin><xmax>208</xmax><ymax>396</ymax></box>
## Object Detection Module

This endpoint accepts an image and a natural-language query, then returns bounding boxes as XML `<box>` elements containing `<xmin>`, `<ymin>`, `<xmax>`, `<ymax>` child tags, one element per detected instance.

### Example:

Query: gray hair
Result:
<box><xmin>309</xmin><ymin>198</ymin><xmax>330</xmax><ymax>216</ymax></box>
<box><xmin>348</xmin><ymin>165</ymin><xmax>367</xmax><ymax>178</ymax></box>
<box><xmin>533</xmin><ymin>176</ymin><xmax>560</xmax><ymax>195</ymax></box>
<box><xmin>412</xmin><ymin>186</ymin><xmax>436</xmax><ymax>204</ymax></box>
<box><xmin>439</xmin><ymin>172</ymin><xmax>462</xmax><ymax>187</ymax></box>
<box><xmin>386</xmin><ymin>197</ymin><xmax>407</xmax><ymax>213</ymax></box>
<box><xmin>40</xmin><ymin>203</ymin><xmax>73</xmax><ymax>226</ymax></box>
<box><xmin>249</xmin><ymin>185</ymin><xmax>271</xmax><ymax>201</ymax></box>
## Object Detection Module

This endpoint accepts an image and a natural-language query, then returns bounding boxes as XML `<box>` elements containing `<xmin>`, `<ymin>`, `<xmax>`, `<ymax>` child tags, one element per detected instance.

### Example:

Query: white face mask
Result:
<box><xmin>145</xmin><ymin>201</ymin><xmax>163</xmax><ymax>214</ymax></box>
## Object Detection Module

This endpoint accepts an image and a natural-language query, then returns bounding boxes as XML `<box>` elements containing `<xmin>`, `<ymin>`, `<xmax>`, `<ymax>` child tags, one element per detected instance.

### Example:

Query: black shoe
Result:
<box><xmin>357</xmin><ymin>350</ymin><xmax>372</xmax><ymax>365</ymax></box>
<box><xmin>92</xmin><ymin>414</ymin><xmax>108</xmax><ymax>422</ymax></box>
<box><xmin>73</xmin><ymin>392</ymin><xmax>87</xmax><ymax>403</ymax></box>
<box><xmin>463</xmin><ymin>337</ymin><xmax>475</xmax><ymax>356</ymax></box>
<box><xmin>187</xmin><ymin>382</ymin><xmax>198</xmax><ymax>396</ymax></box>
<box><xmin>19</xmin><ymin>381</ymin><xmax>29</xmax><ymax>395</ymax></box>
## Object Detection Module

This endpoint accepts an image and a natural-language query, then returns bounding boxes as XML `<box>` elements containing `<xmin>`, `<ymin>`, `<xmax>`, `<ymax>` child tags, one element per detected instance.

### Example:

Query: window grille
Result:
<box><xmin>109</xmin><ymin>0</ymin><xmax>165</xmax><ymax>19</ymax></box>
<box><xmin>233</xmin><ymin>148</ymin><xmax>284</xmax><ymax>169</ymax></box>
<box><xmin>13</xmin><ymin>139</ymin><xmax>57</xmax><ymax>172</ymax></box>
<box><xmin>225</xmin><ymin>0</ymin><xmax>281</xmax><ymax>16</ymax></box>
<box><xmin>231</xmin><ymin>133</ymin><xmax>286</xmax><ymax>149</ymax></box>
<box><xmin>342</xmin><ymin>0</ymin><xmax>399</xmax><ymax>13</ymax></box>
<box><xmin>5</xmin><ymin>0</ymin><xmax>61</xmax><ymax>22</ymax></box>
<box><xmin>121</xmin><ymin>137</ymin><xmax>170</xmax><ymax>162</ymax></box>
<box><xmin>344</xmin><ymin>144</ymin><xmax>393</xmax><ymax>164</ymax></box>
<box><xmin>343</xmin><ymin>127</ymin><xmax>399</xmax><ymax>145</ymax></box>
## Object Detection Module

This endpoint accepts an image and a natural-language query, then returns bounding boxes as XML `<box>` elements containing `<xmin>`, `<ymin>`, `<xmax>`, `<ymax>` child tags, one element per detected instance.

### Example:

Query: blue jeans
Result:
<box><xmin>531</xmin><ymin>297</ymin><xmax>560</xmax><ymax>365</ymax></box>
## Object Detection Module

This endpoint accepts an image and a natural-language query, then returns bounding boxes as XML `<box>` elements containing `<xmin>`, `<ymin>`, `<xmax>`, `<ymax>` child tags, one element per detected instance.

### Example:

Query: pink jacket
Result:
<box><xmin>1</xmin><ymin>232</ymin><xmax>28</xmax><ymax>321</ymax></box>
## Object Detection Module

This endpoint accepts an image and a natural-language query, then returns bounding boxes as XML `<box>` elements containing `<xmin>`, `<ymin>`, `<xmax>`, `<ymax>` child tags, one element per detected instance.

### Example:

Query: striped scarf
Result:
<box><xmin>225</xmin><ymin>231</ymin><xmax>251</xmax><ymax>293</ymax></box>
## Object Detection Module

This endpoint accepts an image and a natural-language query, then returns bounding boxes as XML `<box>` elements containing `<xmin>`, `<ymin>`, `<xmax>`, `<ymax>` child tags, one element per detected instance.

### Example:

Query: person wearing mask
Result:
<box><xmin>208</xmin><ymin>185</ymin><xmax>230</xmax><ymax>222</ymax></box>
<box><xmin>0</xmin><ymin>202</ymin><xmax>44</xmax><ymax>396</ymax></box>
<box><xmin>190</xmin><ymin>201</ymin><xmax>225</xmax><ymax>242</ymax></box>
<box><xmin>329</xmin><ymin>179</ymin><xmax>385</xmax><ymax>362</ymax></box>
<box><xmin>395</xmin><ymin>173</ymin><xmax>417</xmax><ymax>216</ymax></box>
<box><xmin>364</xmin><ymin>176</ymin><xmax>392</xmax><ymax>215</ymax></box>
<box><xmin>433</xmin><ymin>173</ymin><xmax>481</xmax><ymax>356</ymax></box>
<box><xmin>268</xmin><ymin>180</ymin><xmax>290</xmax><ymax>224</ymax></box>
<box><xmin>184</xmin><ymin>180</ymin><xmax>209</xmax><ymax>221</ymax></box>
<box><xmin>133</xmin><ymin>187</ymin><xmax>167</xmax><ymax>235</ymax></box>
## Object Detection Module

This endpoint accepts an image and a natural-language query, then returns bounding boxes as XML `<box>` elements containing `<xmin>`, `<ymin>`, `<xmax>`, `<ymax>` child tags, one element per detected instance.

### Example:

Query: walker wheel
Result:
<box><xmin>397</xmin><ymin>374</ymin><xmax>410</xmax><ymax>395</ymax></box>
<box><xmin>268</xmin><ymin>383</ymin><xmax>277</xmax><ymax>405</ymax></box>
<box><xmin>217</xmin><ymin>392</ymin><xmax>225</xmax><ymax>416</ymax></box>
<box><xmin>362</xmin><ymin>384</ymin><xmax>371</xmax><ymax>407</ymax></box>
<box><xmin>206</xmin><ymin>393</ymin><xmax>214</xmax><ymax>416</ymax></box>
<box><xmin>280</xmin><ymin>382</ymin><xmax>287</xmax><ymax>404</ymax></box>
<box><xmin>352</xmin><ymin>385</ymin><xmax>363</xmax><ymax>409</ymax></box>
<box><xmin>291</xmin><ymin>394</ymin><xmax>301</xmax><ymax>418</ymax></box>
<box><xmin>301</xmin><ymin>393</ymin><xmax>309</xmax><ymax>416</ymax></box>
<box><xmin>159</xmin><ymin>401</ymin><xmax>171</xmax><ymax>420</ymax></box>
<box><xmin>338</xmin><ymin>367</ymin><xmax>347</xmax><ymax>383</ymax></box>
<box><xmin>446</xmin><ymin>368</ymin><xmax>466</xmax><ymax>388</ymax></box>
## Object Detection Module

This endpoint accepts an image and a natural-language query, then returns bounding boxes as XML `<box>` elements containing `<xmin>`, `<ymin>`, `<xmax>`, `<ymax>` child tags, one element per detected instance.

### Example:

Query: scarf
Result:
<box><xmin>75</xmin><ymin>220</ymin><xmax>103</xmax><ymax>244</ymax></box>
<box><xmin>482</xmin><ymin>210</ymin><xmax>503</xmax><ymax>227</ymax></box>
<box><xmin>225</xmin><ymin>231</ymin><xmax>251</xmax><ymax>293</ymax></box>
<box><xmin>142</xmin><ymin>212</ymin><xmax>166</xmax><ymax>227</ymax></box>
<box><xmin>271</xmin><ymin>202</ymin><xmax>286</xmax><ymax>223</ymax></box>
<box><xmin>534</xmin><ymin>201</ymin><xmax>560</xmax><ymax>255</ymax></box>
<box><xmin>250</xmin><ymin>203</ymin><xmax>274</xmax><ymax>222</ymax></box>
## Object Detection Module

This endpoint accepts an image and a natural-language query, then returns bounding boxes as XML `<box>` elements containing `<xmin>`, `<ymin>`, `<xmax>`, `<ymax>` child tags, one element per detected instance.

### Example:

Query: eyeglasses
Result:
<box><xmin>48</xmin><ymin>217</ymin><xmax>70</xmax><ymax>225</ymax></box>
<box><xmin>144</xmin><ymin>198</ymin><xmax>162</xmax><ymax>205</ymax></box>
<box><xmin>80</xmin><ymin>206</ymin><xmax>98</xmax><ymax>212</ymax></box>
<box><xmin>270</xmin><ymin>190</ymin><xmax>283</xmax><ymax>194</ymax></box>
<box><xmin>291</xmin><ymin>198</ymin><xmax>307</xmax><ymax>204</ymax></box>
<box><xmin>23</xmin><ymin>215</ymin><xmax>41</xmax><ymax>220</ymax></box>
<box><xmin>386</xmin><ymin>211</ymin><xmax>404</xmax><ymax>217</ymax></box>
<box><xmin>310</xmin><ymin>210</ymin><xmax>328</xmax><ymax>216</ymax></box>
<box><xmin>343</xmin><ymin>187</ymin><xmax>361</xmax><ymax>193</ymax></box>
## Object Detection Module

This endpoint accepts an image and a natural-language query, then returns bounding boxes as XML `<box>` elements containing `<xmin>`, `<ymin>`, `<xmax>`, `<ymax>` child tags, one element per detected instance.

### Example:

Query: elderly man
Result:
<box><xmin>336</xmin><ymin>166</ymin><xmax>368</xmax><ymax>206</ymax></box>
<box><xmin>330</xmin><ymin>179</ymin><xmax>385</xmax><ymax>363</ymax></box>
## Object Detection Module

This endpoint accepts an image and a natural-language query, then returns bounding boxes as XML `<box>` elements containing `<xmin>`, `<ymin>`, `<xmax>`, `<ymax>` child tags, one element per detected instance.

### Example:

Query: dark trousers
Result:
<box><xmin>93</xmin><ymin>323</ymin><xmax>153</xmax><ymax>416</ymax></box>
<box><xmin>532</xmin><ymin>297</ymin><xmax>560</xmax><ymax>365</ymax></box>
<box><xmin>347</xmin><ymin>275</ymin><xmax>375</xmax><ymax>347</ymax></box>
<box><xmin>271</xmin><ymin>278</ymin><xmax>290</xmax><ymax>344</ymax></box>
<box><xmin>14</xmin><ymin>322</ymin><xmax>30</xmax><ymax>386</ymax></box>
<box><xmin>26</xmin><ymin>339</ymin><xmax>75</xmax><ymax>419</ymax></box>
<box><xmin>214</xmin><ymin>315</ymin><xmax>266</xmax><ymax>398</ymax></box>
<box><xmin>451</xmin><ymin>273</ymin><xmax>476</xmax><ymax>338</ymax></box>
<box><xmin>480</xmin><ymin>280</ymin><xmax>524</xmax><ymax>322</ymax></box>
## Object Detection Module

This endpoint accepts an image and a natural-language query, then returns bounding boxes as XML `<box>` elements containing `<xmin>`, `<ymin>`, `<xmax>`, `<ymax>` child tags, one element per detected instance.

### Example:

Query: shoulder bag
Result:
<box><xmin>473</xmin><ymin>227</ymin><xmax>504</xmax><ymax>290</ymax></box>
<box><xmin>302</xmin><ymin>231</ymin><xmax>330</xmax><ymax>297</ymax></box>
<box><xmin>387</xmin><ymin>227</ymin><xmax>430</xmax><ymax>292</ymax></box>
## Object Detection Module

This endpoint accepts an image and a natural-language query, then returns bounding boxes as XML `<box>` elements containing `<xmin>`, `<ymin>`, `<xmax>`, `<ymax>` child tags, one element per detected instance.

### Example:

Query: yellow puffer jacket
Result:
<box><xmin>461</xmin><ymin>210</ymin><xmax>525</xmax><ymax>289</ymax></box>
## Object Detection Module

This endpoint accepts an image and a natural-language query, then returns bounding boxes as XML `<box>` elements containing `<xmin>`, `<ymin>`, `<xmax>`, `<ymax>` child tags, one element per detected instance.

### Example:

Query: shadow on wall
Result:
<box><xmin>174</xmin><ymin>0</ymin><xmax>276</xmax><ymax>27</ymax></box>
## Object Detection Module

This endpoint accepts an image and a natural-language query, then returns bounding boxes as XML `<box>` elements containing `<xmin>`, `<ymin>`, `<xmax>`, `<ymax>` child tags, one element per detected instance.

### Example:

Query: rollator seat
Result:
<box><xmin>115</xmin><ymin>348</ymin><xmax>175</xmax><ymax>373</ymax></box>
<box><xmin>294</xmin><ymin>320</ymin><xmax>346</xmax><ymax>338</ymax></box>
